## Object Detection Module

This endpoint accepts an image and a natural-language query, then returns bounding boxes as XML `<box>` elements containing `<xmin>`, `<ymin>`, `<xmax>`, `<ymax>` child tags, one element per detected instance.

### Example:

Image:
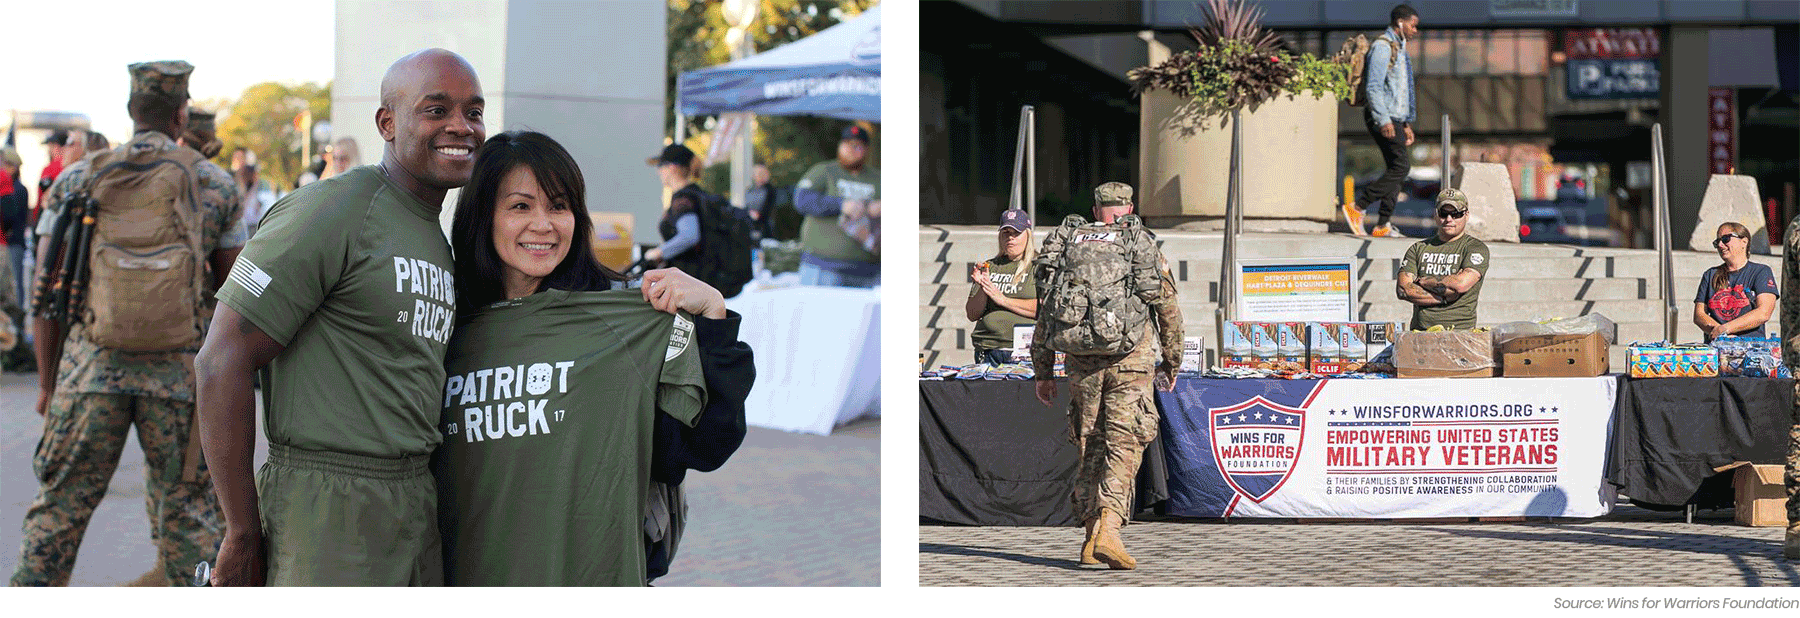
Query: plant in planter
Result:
<box><xmin>1129</xmin><ymin>0</ymin><xmax>1349</xmax><ymax>132</ymax></box>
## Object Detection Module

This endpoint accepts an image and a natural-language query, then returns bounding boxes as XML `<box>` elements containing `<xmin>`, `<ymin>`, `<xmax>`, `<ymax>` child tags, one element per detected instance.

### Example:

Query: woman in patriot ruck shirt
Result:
<box><xmin>436</xmin><ymin>131</ymin><xmax>754</xmax><ymax>586</ymax></box>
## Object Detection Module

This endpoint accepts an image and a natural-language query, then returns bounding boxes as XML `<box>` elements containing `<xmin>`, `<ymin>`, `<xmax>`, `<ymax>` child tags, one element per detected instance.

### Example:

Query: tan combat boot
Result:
<box><xmin>121</xmin><ymin>566</ymin><xmax>167</xmax><ymax>587</ymax></box>
<box><xmin>1079</xmin><ymin>516</ymin><xmax>1100</xmax><ymax>565</ymax></box>
<box><xmin>1091</xmin><ymin>508</ymin><xmax>1136</xmax><ymax>570</ymax></box>
<box><xmin>1785</xmin><ymin>524</ymin><xmax>1798</xmax><ymax>561</ymax></box>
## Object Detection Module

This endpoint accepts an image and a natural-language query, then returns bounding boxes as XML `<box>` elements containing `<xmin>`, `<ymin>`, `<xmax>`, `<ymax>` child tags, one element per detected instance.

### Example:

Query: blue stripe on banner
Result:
<box><xmin>1157</xmin><ymin>379</ymin><xmax>1326</xmax><ymax>518</ymax></box>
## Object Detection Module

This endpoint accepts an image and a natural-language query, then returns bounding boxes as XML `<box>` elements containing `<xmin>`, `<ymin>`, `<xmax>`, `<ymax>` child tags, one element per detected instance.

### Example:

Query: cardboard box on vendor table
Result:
<box><xmin>1308</xmin><ymin>322</ymin><xmax>1400</xmax><ymax>374</ymax></box>
<box><xmin>1500</xmin><ymin>331</ymin><xmax>1608</xmax><ymax>377</ymax></box>
<box><xmin>1725</xmin><ymin>463</ymin><xmax>1787</xmax><ymax>527</ymax></box>
<box><xmin>1394</xmin><ymin>329</ymin><xmax>1496</xmax><ymax>378</ymax></box>
<box><xmin>1626</xmin><ymin>345</ymin><xmax>1719</xmax><ymax>378</ymax></box>
<box><xmin>1220</xmin><ymin>322</ymin><xmax>1261</xmax><ymax>369</ymax></box>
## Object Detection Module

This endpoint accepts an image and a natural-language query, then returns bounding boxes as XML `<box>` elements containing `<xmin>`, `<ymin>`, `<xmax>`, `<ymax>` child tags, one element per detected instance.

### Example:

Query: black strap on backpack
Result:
<box><xmin>674</xmin><ymin>186</ymin><xmax>754</xmax><ymax>298</ymax></box>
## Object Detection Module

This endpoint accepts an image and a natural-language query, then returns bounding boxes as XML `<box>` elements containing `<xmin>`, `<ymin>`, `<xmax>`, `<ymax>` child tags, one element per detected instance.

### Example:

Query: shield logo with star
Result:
<box><xmin>1209</xmin><ymin>396</ymin><xmax>1307</xmax><ymax>503</ymax></box>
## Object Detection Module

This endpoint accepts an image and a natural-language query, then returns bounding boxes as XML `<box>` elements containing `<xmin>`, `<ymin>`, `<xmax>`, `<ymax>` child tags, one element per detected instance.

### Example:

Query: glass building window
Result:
<box><xmin>1455</xmin><ymin>30</ymin><xmax>1485</xmax><ymax>75</ymax></box>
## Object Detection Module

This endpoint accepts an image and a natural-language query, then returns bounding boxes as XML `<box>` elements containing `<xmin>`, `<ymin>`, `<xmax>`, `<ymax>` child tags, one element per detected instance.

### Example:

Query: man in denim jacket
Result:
<box><xmin>1345</xmin><ymin>4</ymin><xmax>1420</xmax><ymax>238</ymax></box>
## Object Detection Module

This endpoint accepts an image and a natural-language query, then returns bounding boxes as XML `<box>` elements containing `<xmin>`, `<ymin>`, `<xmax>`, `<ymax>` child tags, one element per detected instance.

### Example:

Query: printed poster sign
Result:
<box><xmin>1157</xmin><ymin>377</ymin><xmax>1616</xmax><ymax>518</ymax></box>
<box><xmin>1236</xmin><ymin>259</ymin><xmax>1355</xmax><ymax>323</ymax></box>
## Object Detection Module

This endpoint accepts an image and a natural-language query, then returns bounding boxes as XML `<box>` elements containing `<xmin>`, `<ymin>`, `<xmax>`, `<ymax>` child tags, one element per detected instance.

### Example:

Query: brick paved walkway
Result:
<box><xmin>921</xmin><ymin>506</ymin><xmax>1796</xmax><ymax>586</ymax></box>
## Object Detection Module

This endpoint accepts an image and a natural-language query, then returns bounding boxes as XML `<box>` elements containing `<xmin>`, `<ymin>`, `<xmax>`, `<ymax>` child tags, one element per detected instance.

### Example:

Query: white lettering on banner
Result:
<box><xmin>444</xmin><ymin>359</ymin><xmax>576</xmax><ymax>444</ymax></box>
<box><xmin>1187</xmin><ymin>378</ymin><xmax>1614</xmax><ymax>518</ymax></box>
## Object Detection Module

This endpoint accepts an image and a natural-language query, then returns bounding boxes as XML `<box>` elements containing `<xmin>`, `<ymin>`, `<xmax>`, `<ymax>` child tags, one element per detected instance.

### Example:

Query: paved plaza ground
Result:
<box><xmin>921</xmin><ymin>506</ymin><xmax>1797</xmax><ymax>587</ymax></box>
<box><xmin>0</xmin><ymin>372</ymin><xmax>879</xmax><ymax>587</ymax></box>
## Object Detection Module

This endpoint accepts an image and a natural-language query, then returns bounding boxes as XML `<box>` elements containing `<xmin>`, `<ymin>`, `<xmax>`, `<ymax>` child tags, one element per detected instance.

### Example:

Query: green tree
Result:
<box><xmin>667</xmin><ymin>0</ymin><xmax>878</xmax><ymax>239</ymax></box>
<box><xmin>216</xmin><ymin>82</ymin><xmax>332</xmax><ymax>192</ymax></box>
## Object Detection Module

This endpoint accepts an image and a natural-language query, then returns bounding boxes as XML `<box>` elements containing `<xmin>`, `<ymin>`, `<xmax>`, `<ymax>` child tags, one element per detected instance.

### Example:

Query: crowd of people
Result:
<box><xmin>0</xmin><ymin>46</ymin><xmax>890</xmax><ymax>586</ymax></box>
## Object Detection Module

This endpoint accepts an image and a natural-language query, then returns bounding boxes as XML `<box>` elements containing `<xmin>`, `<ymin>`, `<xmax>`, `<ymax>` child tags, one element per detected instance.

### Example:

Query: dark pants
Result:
<box><xmin>1357</xmin><ymin>116</ymin><xmax>1411</xmax><ymax>225</ymax></box>
<box><xmin>974</xmin><ymin>348</ymin><xmax>1014</xmax><ymax>365</ymax></box>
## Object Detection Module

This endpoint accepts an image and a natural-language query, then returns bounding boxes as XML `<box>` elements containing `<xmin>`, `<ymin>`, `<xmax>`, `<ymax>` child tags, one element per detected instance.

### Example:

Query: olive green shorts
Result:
<box><xmin>256</xmin><ymin>444</ymin><xmax>441</xmax><ymax>586</ymax></box>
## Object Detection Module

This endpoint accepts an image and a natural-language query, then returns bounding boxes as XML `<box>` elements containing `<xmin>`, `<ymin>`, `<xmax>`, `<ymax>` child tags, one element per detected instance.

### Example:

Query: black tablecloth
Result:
<box><xmin>1607</xmin><ymin>376</ymin><xmax>1793</xmax><ymax>505</ymax></box>
<box><xmin>920</xmin><ymin>380</ymin><xmax>1169</xmax><ymax>526</ymax></box>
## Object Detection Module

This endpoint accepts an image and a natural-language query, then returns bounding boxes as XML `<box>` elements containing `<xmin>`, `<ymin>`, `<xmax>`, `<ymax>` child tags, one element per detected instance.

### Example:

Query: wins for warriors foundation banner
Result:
<box><xmin>1156</xmin><ymin>377</ymin><xmax>1617</xmax><ymax>518</ymax></box>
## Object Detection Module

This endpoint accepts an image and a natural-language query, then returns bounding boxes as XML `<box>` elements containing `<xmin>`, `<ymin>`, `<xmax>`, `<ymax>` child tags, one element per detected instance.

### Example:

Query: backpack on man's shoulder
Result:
<box><xmin>1340</xmin><ymin>33</ymin><xmax>1399</xmax><ymax>107</ymax></box>
<box><xmin>1034</xmin><ymin>213</ymin><xmax>1153</xmax><ymax>357</ymax></box>
<box><xmin>78</xmin><ymin>144</ymin><xmax>211</xmax><ymax>351</ymax></box>
<box><xmin>679</xmin><ymin>187</ymin><xmax>755</xmax><ymax>299</ymax></box>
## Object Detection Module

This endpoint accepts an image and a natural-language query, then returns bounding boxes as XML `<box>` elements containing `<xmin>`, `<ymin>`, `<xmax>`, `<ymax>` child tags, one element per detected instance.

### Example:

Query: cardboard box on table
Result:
<box><xmin>1626</xmin><ymin>344</ymin><xmax>1719</xmax><ymax>378</ymax></box>
<box><xmin>1394</xmin><ymin>329</ymin><xmax>1496</xmax><ymax>378</ymax></box>
<box><xmin>1500</xmin><ymin>332</ymin><xmax>1609</xmax><ymax>377</ymax></box>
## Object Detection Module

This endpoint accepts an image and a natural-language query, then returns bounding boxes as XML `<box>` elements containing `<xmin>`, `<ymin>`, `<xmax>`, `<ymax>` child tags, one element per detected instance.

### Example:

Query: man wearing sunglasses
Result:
<box><xmin>1396</xmin><ymin>188</ymin><xmax>1489</xmax><ymax>330</ymax></box>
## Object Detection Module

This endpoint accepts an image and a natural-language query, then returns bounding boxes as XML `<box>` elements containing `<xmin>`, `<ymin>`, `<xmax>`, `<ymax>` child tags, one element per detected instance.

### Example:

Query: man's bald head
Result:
<box><xmin>380</xmin><ymin>48</ymin><xmax>479</xmax><ymax>111</ymax></box>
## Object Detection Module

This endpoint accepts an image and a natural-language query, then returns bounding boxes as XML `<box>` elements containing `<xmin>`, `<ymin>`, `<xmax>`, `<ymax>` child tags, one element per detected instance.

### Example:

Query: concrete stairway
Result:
<box><xmin>919</xmin><ymin>225</ymin><xmax>1785</xmax><ymax>370</ymax></box>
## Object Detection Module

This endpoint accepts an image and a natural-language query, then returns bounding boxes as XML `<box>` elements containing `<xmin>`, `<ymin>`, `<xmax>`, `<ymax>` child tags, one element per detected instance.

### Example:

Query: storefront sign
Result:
<box><xmin>1157</xmin><ymin>377</ymin><xmax>1617</xmax><ymax>518</ymax></box>
<box><xmin>1709</xmin><ymin>88</ymin><xmax>1735</xmax><ymax>174</ymax></box>
<box><xmin>1491</xmin><ymin>0</ymin><xmax>1579</xmax><ymax>17</ymax></box>
<box><xmin>1565</xmin><ymin>28</ymin><xmax>1661</xmax><ymax>100</ymax></box>
<box><xmin>1236</xmin><ymin>259</ymin><xmax>1355</xmax><ymax>323</ymax></box>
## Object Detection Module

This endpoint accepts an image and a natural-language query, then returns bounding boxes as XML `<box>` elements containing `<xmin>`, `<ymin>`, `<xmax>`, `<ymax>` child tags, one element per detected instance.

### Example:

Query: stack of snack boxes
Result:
<box><xmin>1220</xmin><ymin>322</ymin><xmax>1307</xmax><ymax>372</ymax></box>
<box><xmin>1307</xmin><ymin>322</ymin><xmax>1401</xmax><ymax>374</ymax></box>
<box><xmin>1626</xmin><ymin>344</ymin><xmax>1719</xmax><ymax>378</ymax></box>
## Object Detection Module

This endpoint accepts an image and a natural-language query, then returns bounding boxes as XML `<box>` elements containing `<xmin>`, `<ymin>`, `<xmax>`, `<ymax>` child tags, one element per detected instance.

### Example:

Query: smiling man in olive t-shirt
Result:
<box><xmin>195</xmin><ymin>49</ymin><xmax>484</xmax><ymax>586</ymax></box>
<box><xmin>1396</xmin><ymin>188</ymin><xmax>1490</xmax><ymax>330</ymax></box>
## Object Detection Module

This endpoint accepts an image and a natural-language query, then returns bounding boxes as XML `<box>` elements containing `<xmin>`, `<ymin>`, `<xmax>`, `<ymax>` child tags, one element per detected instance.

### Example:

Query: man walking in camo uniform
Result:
<box><xmin>1032</xmin><ymin>181</ymin><xmax>1182</xmax><ymax>570</ymax></box>
<box><xmin>1782</xmin><ymin>216</ymin><xmax>1800</xmax><ymax>561</ymax></box>
<box><xmin>13</xmin><ymin>61</ymin><xmax>244</xmax><ymax>586</ymax></box>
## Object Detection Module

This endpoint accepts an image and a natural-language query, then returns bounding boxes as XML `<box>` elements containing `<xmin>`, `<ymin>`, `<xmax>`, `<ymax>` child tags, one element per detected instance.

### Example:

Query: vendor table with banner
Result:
<box><xmin>735</xmin><ymin>284</ymin><xmax>880</xmax><ymax>435</ymax></box>
<box><xmin>1607</xmin><ymin>376</ymin><xmax>1794</xmax><ymax>506</ymax></box>
<box><xmin>1156</xmin><ymin>377</ymin><xmax>1618</xmax><ymax>519</ymax></box>
<box><xmin>920</xmin><ymin>380</ymin><xmax>1168</xmax><ymax>526</ymax></box>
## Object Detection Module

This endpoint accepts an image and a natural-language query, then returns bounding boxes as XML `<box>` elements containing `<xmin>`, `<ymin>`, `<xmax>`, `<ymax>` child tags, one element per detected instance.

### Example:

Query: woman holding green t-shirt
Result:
<box><xmin>965</xmin><ymin>209</ymin><xmax>1039</xmax><ymax>364</ymax></box>
<box><xmin>439</xmin><ymin>131</ymin><xmax>754</xmax><ymax>586</ymax></box>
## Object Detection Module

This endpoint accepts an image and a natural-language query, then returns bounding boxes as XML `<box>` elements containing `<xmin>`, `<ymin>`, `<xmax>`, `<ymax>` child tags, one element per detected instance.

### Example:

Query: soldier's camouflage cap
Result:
<box><xmin>1094</xmin><ymin>181</ymin><xmax>1133</xmax><ymax>207</ymax></box>
<box><xmin>130</xmin><ymin>61</ymin><xmax>194</xmax><ymax>101</ymax></box>
<box><xmin>1435</xmin><ymin>187</ymin><xmax>1469</xmax><ymax>213</ymax></box>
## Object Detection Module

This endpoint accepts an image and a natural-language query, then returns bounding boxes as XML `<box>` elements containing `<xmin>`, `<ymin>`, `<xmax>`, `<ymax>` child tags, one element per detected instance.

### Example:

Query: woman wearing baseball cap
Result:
<box><xmin>965</xmin><ymin>209</ymin><xmax>1039</xmax><ymax>365</ymax></box>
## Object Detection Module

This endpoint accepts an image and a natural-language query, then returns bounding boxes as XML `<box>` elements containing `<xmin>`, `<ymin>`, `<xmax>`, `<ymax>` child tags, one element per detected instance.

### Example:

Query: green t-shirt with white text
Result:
<box><xmin>433</xmin><ymin>289</ymin><xmax>707</xmax><ymax>587</ymax></box>
<box><xmin>216</xmin><ymin>166</ymin><xmax>456</xmax><ymax>458</ymax></box>
<box><xmin>1399</xmin><ymin>233</ymin><xmax>1490</xmax><ymax>330</ymax></box>
<box><xmin>969</xmin><ymin>254</ymin><xmax>1038</xmax><ymax>351</ymax></box>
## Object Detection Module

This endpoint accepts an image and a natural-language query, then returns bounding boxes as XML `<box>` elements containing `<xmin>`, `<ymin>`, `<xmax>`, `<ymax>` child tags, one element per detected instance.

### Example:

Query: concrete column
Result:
<box><xmin>1661</xmin><ymin>26</ymin><xmax>1711</xmax><ymax>251</ymax></box>
<box><xmin>333</xmin><ymin>0</ymin><xmax>665</xmax><ymax>243</ymax></box>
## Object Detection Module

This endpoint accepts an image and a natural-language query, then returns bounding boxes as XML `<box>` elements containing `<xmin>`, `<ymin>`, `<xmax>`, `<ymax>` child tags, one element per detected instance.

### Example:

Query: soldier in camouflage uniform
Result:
<box><xmin>1783</xmin><ymin>216</ymin><xmax>1800</xmax><ymax>561</ymax></box>
<box><xmin>12</xmin><ymin>61</ymin><xmax>244</xmax><ymax>587</ymax></box>
<box><xmin>1032</xmin><ymin>181</ymin><xmax>1182</xmax><ymax>570</ymax></box>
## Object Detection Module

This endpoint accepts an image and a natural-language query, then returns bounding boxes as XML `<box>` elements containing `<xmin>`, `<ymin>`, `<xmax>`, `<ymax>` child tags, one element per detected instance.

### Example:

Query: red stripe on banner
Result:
<box><xmin>1224</xmin><ymin>493</ymin><xmax>1242</xmax><ymax>517</ymax></box>
<box><xmin>1325</xmin><ymin>467</ymin><xmax>1557</xmax><ymax>474</ymax></box>
<box><xmin>1300</xmin><ymin>380</ymin><xmax>1327</xmax><ymax>408</ymax></box>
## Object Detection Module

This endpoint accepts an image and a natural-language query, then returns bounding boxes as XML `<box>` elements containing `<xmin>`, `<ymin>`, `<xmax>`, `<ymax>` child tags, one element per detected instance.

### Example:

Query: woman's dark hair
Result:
<box><xmin>452</xmin><ymin>130</ymin><xmax>626</xmax><ymax>313</ymax></box>
<box><xmin>1711</xmin><ymin>221</ymin><xmax>1751</xmax><ymax>293</ymax></box>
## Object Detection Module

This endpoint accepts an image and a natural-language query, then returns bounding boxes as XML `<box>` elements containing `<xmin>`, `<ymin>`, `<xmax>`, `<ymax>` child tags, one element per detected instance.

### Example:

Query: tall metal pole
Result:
<box><xmin>1026</xmin><ymin>108</ymin><xmax>1037</xmax><ymax>223</ymax></box>
<box><xmin>1652</xmin><ymin>123</ymin><xmax>1675</xmax><ymax>341</ymax></box>
<box><xmin>1009</xmin><ymin>106</ymin><xmax>1033</xmax><ymax>215</ymax></box>
<box><xmin>1440</xmin><ymin>114</ymin><xmax>1452</xmax><ymax>188</ymax></box>
<box><xmin>1217</xmin><ymin>109</ymin><xmax>1243</xmax><ymax>364</ymax></box>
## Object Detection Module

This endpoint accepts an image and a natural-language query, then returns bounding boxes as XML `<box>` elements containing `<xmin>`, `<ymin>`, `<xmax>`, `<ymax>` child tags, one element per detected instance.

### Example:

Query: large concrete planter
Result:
<box><xmin>1138</xmin><ymin>88</ymin><xmax>1338</xmax><ymax>224</ymax></box>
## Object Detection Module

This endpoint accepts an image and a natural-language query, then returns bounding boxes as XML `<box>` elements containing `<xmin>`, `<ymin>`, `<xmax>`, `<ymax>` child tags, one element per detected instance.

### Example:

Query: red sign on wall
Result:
<box><xmin>1708</xmin><ymin>88</ymin><xmax>1734</xmax><ymax>175</ymax></box>
<box><xmin>1563</xmin><ymin>28</ymin><xmax>1661</xmax><ymax>60</ymax></box>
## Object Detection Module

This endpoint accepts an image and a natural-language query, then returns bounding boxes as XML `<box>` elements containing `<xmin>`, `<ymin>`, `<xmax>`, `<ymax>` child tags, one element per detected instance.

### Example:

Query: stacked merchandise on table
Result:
<box><xmin>1212</xmin><ymin>321</ymin><xmax>1401</xmax><ymax>379</ymax></box>
<box><xmin>1626</xmin><ymin>334</ymin><xmax>1788</xmax><ymax>378</ymax></box>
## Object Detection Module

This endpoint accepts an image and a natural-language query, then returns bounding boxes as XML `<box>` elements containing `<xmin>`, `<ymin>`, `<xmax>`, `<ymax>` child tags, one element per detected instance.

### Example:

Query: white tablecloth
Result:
<box><xmin>731</xmin><ymin>283</ymin><xmax>881</xmax><ymax>434</ymax></box>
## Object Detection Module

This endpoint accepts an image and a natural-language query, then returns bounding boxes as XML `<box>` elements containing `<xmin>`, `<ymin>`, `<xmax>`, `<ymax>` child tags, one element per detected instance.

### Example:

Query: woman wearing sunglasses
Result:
<box><xmin>1693</xmin><ymin>222</ymin><xmax>1778</xmax><ymax>342</ymax></box>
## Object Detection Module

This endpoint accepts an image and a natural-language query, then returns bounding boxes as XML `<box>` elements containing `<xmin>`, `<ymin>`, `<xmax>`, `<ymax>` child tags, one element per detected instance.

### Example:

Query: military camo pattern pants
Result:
<box><xmin>11</xmin><ymin>392</ymin><xmax>222</xmax><ymax>586</ymax></box>
<box><xmin>1789</xmin><ymin>382</ymin><xmax>1798</xmax><ymax>540</ymax></box>
<box><xmin>1065</xmin><ymin>353</ymin><xmax>1160</xmax><ymax>524</ymax></box>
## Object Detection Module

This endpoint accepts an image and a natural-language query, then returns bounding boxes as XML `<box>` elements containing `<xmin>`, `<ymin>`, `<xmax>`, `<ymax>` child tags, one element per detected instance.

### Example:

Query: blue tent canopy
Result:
<box><xmin>677</xmin><ymin>5</ymin><xmax>880</xmax><ymax>121</ymax></box>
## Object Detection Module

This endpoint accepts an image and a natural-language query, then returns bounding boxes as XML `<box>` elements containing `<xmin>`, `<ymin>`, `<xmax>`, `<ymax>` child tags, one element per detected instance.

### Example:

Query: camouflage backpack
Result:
<box><xmin>1034</xmin><ymin>214</ymin><xmax>1157</xmax><ymax>356</ymax></box>
<box><xmin>1340</xmin><ymin>33</ymin><xmax>1399</xmax><ymax>107</ymax></box>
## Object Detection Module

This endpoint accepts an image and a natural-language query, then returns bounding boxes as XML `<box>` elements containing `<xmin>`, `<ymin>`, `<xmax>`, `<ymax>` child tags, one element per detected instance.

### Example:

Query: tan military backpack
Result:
<box><xmin>1341</xmin><ymin>33</ymin><xmax>1399</xmax><ymax>107</ymax></box>
<box><xmin>77</xmin><ymin>144</ymin><xmax>209</xmax><ymax>351</ymax></box>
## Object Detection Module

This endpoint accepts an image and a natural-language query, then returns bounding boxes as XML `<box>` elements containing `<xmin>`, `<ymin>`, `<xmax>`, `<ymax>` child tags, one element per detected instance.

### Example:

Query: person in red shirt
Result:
<box><xmin>33</xmin><ymin>130</ymin><xmax>70</xmax><ymax>227</ymax></box>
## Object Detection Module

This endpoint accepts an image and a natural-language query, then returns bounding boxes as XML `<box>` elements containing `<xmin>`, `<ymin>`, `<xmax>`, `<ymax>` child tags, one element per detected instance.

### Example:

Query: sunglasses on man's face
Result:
<box><xmin>1714</xmin><ymin>234</ymin><xmax>1744</xmax><ymax>247</ymax></box>
<box><xmin>1436</xmin><ymin>209</ymin><xmax>1466</xmax><ymax>219</ymax></box>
